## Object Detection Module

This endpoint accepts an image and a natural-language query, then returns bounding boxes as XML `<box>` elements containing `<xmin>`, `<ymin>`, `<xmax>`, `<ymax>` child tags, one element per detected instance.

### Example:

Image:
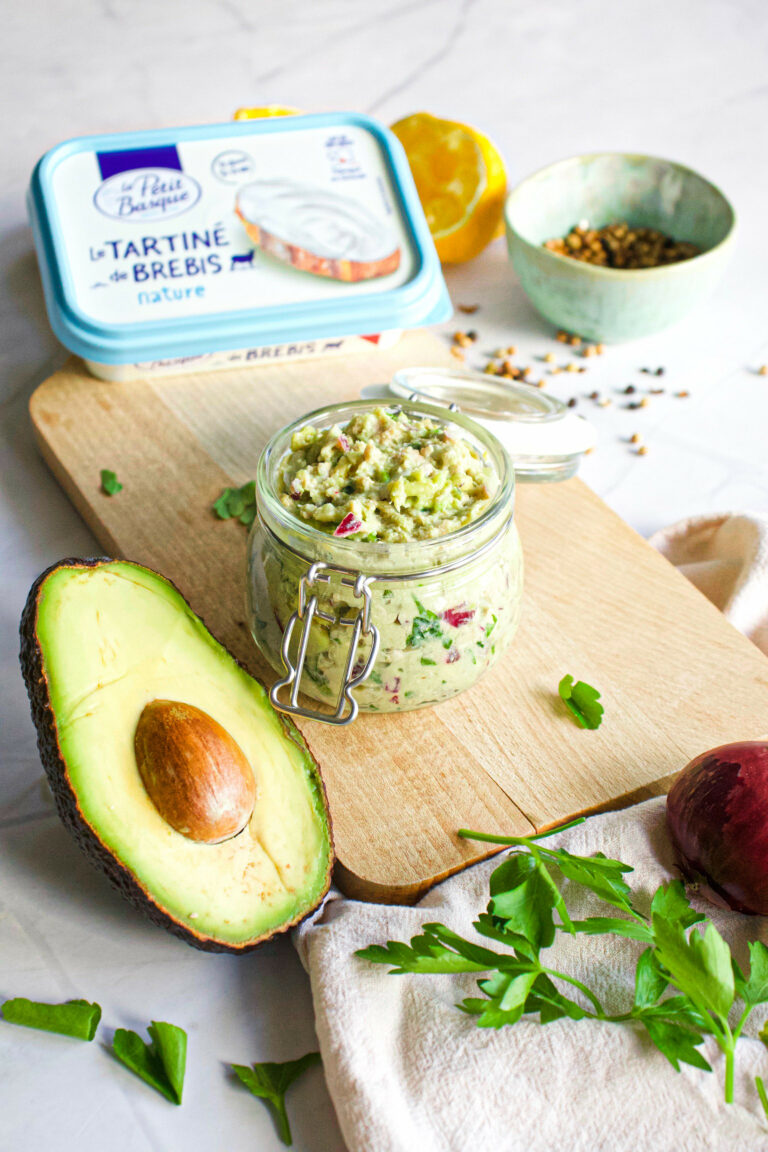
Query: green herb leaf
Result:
<box><xmin>212</xmin><ymin>481</ymin><xmax>257</xmax><ymax>527</ymax></box>
<box><xmin>558</xmin><ymin>674</ymin><xmax>603</xmax><ymax>729</ymax></box>
<box><xmin>488</xmin><ymin>854</ymin><xmax>556</xmax><ymax>952</ymax></box>
<box><xmin>406</xmin><ymin>599</ymin><xmax>443</xmax><ymax>648</ymax></box>
<box><xmin>572</xmin><ymin>917</ymin><xmax>653</xmax><ymax>943</ymax></box>
<box><xmin>742</xmin><ymin>941</ymin><xmax>768</xmax><ymax>1007</ymax></box>
<box><xmin>112</xmin><ymin>1021</ymin><xmax>187</xmax><ymax>1105</ymax></box>
<box><xmin>640</xmin><ymin>1017</ymin><xmax>711</xmax><ymax>1073</ymax></box>
<box><xmin>355</xmin><ymin>929</ymin><xmax>497</xmax><ymax>976</ymax></box>
<box><xmin>650</xmin><ymin>881</ymin><xmax>705</xmax><ymax>929</ymax></box>
<box><xmin>1</xmin><ymin>997</ymin><xmax>101</xmax><ymax>1041</ymax></box>
<box><xmin>524</xmin><ymin>973</ymin><xmax>589</xmax><ymax>1023</ymax></box>
<box><xmin>100</xmin><ymin>469</ymin><xmax>123</xmax><ymax>496</ymax></box>
<box><xmin>634</xmin><ymin>948</ymin><xmax>669</xmax><ymax>1009</ymax></box>
<box><xmin>652</xmin><ymin>917</ymin><xmax>735</xmax><ymax>1024</ymax></box>
<box><xmin>231</xmin><ymin>1052</ymin><xmax>321</xmax><ymax>1146</ymax></box>
<box><xmin>551</xmin><ymin>849</ymin><xmax>635</xmax><ymax>913</ymax></box>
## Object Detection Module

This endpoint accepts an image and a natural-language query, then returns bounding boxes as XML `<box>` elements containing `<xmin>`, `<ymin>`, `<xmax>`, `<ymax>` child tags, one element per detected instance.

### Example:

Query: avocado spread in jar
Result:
<box><xmin>257</xmin><ymin>405</ymin><xmax>522</xmax><ymax>712</ymax></box>
<box><xmin>277</xmin><ymin>406</ymin><xmax>497</xmax><ymax>543</ymax></box>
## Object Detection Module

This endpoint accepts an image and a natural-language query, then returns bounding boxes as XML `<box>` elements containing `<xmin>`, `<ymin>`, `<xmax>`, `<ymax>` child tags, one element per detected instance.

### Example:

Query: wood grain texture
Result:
<box><xmin>29</xmin><ymin>333</ymin><xmax>768</xmax><ymax>902</ymax></box>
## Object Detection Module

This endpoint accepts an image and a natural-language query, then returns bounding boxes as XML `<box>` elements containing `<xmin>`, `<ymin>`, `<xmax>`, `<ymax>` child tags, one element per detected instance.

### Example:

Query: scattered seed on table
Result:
<box><xmin>458</xmin><ymin>303</ymin><xmax>479</xmax><ymax>313</ymax></box>
<box><xmin>578</xmin><ymin>366</ymin><xmax>588</xmax><ymax>373</ymax></box>
<box><xmin>466</xmin><ymin>330</ymin><xmax>478</xmax><ymax>342</ymax></box>
<box><xmin>598</xmin><ymin>398</ymin><xmax>612</xmax><ymax>407</ymax></box>
<box><xmin>557</xmin><ymin>330</ymin><xmax>569</xmax><ymax>343</ymax></box>
<box><xmin>450</xmin><ymin>346</ymin><xmax>465</xmax><ymax>360</ymax></box>
<box><xmin>650</xmin><ymin>387</ymin><xmax>665</xmax><ymax>394</ymax></box>
<box><xmin>544</xmin><ymin>352</ymin><xmax>556</xmax><ymax>363</ymax></box>
<box><xmin>675</xmin><ymin>390</ymin><xmax>690</xmax><ymax>398</ymax></box>
<box><xmin>505</xmin><ymin>345</ymin><xmax>517</xmax><ymax>355</ymax></box>
<box><xmin>549</xmin><ymin>366</ymin><xmax>561</xmax><ymax>375</ymax></box>
<box><xmin>588</xmin><ymin>390</ymin><xmax>600</xmax><ymax>400</ymax></box>
<box><xmin>759</xmin><ymin>365</ymin><xmax>768</xmax><ymax>376</ymax></box>
<box><xmin>494</xmin><ymin>347</ymin><xmax>507</xmax><ymax>358</ymax></box>
<box><xmin>568</xmin><ymin>334</ymin><xmax>582</xmax><ymax>346</ymax></box>
<box><xmin>640</xmin><ymin>367</ymin><xmax>651</xmax><ymax>374</ymax></box>
<box><xmin>655</xmin><ymin>367</ymin><xmax>665</xmax><ymax>376</ymax></box>
<box><xmin>623</xmin><ymin>385</ymin><xmax>636</xmax><ymax>394</ymax></box>
<box><xmin>636</xmin><ymin>445</ymin><xmax>649</xmax><ymax>455</ymax></box>
<box><xmin>630</xmin><ymin>433</ymin><xmax>643</xmax><ymax>444</ymax></box>
<box><xmin>595</xmin><ymin>344</ymin><xmax>605</xmax><ymax>355</ymax></box>
<box><xmin>535</xmin><ymin>379</ymin><xmax>546</xmax><ymax>388</ymax></box>
<box><xmin>483</xmin><ymin>363</ymin><xmax>497</xmax><ymax>374</ymax></box>
<box><xmin>567</xmin><ymin>397</ymin><xmax>578</xmax><ymax>407</ymax></box>
<box><xmin>453</xmin><ymin>332</ymin><xmax>472</xmax><ymax>348</ymax></box>
<box><xmin>626</xmin><ymin>401</ymin><xmax>643</xmax><ymax>409</ymax></box>
<box><xmin>583</xmin><ymin>345</ymin><xmax>596</xmax><ymax>357</ymax></box>
<box><xmin>639</xmin><ymin>397</ymin><xmax>650</xmax><ymax>408</ymax></box>
<box><xmin>566</xmin><ymin>362</ymin><xmax>579</xmax><ymax>373</ymax></box>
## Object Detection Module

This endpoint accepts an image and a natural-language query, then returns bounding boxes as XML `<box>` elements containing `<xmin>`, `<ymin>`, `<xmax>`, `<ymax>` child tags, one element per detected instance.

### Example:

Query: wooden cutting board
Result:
<box><xmin>30</xmin><ymin>333</ymin><xmax>768</xmax><ymax>903</ymax></box>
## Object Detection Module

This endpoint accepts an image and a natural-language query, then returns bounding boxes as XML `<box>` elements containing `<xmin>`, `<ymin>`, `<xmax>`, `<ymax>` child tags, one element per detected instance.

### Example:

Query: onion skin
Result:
<box><xmin>666</xmin><ymin>741</ymin><xmax>768</xmax><ymax>915</ymax></box>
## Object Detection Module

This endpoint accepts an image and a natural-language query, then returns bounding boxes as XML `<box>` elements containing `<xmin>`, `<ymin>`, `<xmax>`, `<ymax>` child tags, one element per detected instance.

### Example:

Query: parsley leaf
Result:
<box><xmin>1</xmin><ymin>997</ymin><xmax>101</xmax><ymax>1041</ymax></box>
<box><xmin>650</xmin><ymin>880</ymin><xmax>705</xmax><ymax>929</ymax></box>
<box><xmin>640</xmin><ymin>1017</ymin><xmax>711</xmax><ymax>1073</ymax></box>
<box><xmin>100</xmin><ymin>468</ymin><xmax>123</xmax><ymax>496</ymax></box>
<box><xmin>212</xmin><ymin>480</ymin><xmax>257</xmax><ymax>527</ymax></box>
<box><xmin>652</xmin><ymin>916</ymin><xmax>735</xmax><ymax>1024</ymax></box>
<box><xmin>406</xmin><ymin>599</ymin><xmax>443</xmax><ymax>648</ymax></box>
<box><xmin>231</xmin><ymin>1052</ymin><xmax>321</xmax><ymax>1146</ymax></box>
<box><xmin>488</xmin><ymin>853</ymin><xmax>556</xmax><ymax>952</ymax></box>
<box><xmin>633</xmin><ymin>948</ymin><xmax>669</xmax><ymax>1009</ymax></box>
<box><xmin>742</xmin><ymin>941</ymin><xmax>768</xmax><ymax>1007</ymax></box>
<box><xmin>558</xmin><ymin>674</ymin><xmax>603</xmax><ymax>729</ymax></box>
<box><xmin>111</xmin><ymin>1020</ymin><xmax>187</xmax><ymax>1104</ymax></box>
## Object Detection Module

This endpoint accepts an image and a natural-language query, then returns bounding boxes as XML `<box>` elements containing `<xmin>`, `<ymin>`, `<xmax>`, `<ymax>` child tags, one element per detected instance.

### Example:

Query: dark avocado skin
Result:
<box><xmin>19</xmin><ymin>557</ymin><xmax>334</xmax><ymax>954</ymax></box>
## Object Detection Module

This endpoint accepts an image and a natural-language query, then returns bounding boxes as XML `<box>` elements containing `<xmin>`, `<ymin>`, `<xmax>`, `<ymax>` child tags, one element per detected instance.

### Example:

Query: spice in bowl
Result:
<box><xmin>544</xmin><ymin>221</ymin><xmax>700</xmax><ymax>270</ymax></box>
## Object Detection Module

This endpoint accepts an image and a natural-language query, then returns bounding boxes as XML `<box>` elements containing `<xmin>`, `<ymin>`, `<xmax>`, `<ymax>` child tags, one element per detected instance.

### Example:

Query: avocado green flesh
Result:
<box><xmin>35</xmin><ymin>562</ymin><xmax>331</xmax><ymax>946</ymax></box>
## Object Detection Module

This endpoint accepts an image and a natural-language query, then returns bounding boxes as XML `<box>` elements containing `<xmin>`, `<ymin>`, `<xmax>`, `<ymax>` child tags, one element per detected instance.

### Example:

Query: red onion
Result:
<box><xmin>666</xmin><ymin>741</ymin><xmax>768</xmax><ymax>914</ymax></box>
<box><xmin>334</xmin><ymin>513</ymin><xmax>362</xmax><ymax>538</ymax></box>
<box><xmin>443</xmin><ymin>606</ymin><xmax>475</xmax><ymax>628</ymax></box>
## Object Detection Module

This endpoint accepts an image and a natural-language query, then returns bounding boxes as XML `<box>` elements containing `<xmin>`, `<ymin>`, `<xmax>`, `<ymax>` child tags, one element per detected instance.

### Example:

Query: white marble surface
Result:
<box><xmin>2</xmin><ymin>1</ymin><xmax>768</xmax><ymax>1149</ymax></box>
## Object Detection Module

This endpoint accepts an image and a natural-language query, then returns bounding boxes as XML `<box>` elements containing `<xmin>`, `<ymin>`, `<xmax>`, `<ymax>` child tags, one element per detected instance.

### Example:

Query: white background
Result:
<box><xmin>2</xmin><ymin>2</ymin><xmax>768</xmax><ymax>1150</ymax></box>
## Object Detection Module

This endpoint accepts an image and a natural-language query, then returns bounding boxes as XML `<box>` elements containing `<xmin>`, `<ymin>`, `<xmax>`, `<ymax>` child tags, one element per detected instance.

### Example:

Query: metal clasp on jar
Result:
<box><xmin>269</xmin><ymin>561</ymin><xmax>381</xmax><ymax>726</ymax></box>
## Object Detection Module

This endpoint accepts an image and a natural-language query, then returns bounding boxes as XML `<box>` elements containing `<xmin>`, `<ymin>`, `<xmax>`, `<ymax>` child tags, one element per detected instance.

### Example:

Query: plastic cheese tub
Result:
<box><xmin>27</xmin><ymin>113</ymin><xmax>451</xmax><ymax>381</ymax></box>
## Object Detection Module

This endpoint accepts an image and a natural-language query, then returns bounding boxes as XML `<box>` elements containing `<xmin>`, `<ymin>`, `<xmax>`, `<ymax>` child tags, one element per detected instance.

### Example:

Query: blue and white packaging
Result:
<box><xmin>28</xmin><ymin>113</ymin><xmax>451</xmax><ymax>380</ymax></box>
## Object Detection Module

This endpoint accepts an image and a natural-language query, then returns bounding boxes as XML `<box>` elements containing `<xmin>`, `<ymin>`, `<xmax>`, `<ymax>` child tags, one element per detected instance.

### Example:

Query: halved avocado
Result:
<box><xmin>19</xmin><ymin>559</ymin><xmax>333</xmax><ymax>953</ymax></box>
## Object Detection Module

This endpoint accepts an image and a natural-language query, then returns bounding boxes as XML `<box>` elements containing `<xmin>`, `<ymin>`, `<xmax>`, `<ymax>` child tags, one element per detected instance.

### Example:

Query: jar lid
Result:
<box><xmin>387</xmin><ymin>365</ymin><xmax>597</xmax><ymax>482</ymax></box>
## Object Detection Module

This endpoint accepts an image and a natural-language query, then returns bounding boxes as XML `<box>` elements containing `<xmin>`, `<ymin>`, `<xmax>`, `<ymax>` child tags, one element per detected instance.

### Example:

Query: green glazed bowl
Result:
<box><xmin>505</xmin><ymin>153</ymin><xmax>736</xmax><ymax>342</ymax></box>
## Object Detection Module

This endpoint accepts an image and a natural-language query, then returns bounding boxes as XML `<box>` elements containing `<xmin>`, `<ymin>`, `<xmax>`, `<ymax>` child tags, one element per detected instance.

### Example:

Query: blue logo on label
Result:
<box><xmin>94</xmin><ymin>145</ymin><xmax>201</xmax><ymax>221</ymax></box>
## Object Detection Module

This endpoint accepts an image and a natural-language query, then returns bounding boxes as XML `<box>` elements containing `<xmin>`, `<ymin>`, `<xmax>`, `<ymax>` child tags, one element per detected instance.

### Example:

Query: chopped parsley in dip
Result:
<box><xmin>277</xmin><ymin>407</ymin><xmax>497</xmax><ymax>543</ymax></box>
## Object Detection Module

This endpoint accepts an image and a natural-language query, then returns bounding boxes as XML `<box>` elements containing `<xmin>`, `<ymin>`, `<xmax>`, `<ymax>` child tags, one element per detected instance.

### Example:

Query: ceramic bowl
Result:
<box><xmin>504</xmin><ymin>153</ymin><xmax>736</xmax><ymax>342</ymax></box>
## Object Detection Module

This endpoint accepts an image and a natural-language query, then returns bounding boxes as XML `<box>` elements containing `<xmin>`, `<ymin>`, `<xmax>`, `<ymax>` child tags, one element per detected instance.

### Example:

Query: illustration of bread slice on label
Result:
<box><xmin>235</xmin><ymin>179</ymin><xmax>401</xmax><ymax>282</ymax></box>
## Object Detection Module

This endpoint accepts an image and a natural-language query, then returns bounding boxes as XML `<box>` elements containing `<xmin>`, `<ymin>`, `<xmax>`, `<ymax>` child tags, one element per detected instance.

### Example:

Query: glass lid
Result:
<box><xmin>387</xmin><ymin>365</ymin><xmax>597</xmax><ymax>482</ymax></box>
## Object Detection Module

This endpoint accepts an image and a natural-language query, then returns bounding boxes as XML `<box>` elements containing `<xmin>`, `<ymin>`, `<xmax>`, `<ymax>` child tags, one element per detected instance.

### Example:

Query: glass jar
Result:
<box><xmin>247</xmin><ymin>399</ymin><xmax>523</xmax><ymax>723</ymax></box>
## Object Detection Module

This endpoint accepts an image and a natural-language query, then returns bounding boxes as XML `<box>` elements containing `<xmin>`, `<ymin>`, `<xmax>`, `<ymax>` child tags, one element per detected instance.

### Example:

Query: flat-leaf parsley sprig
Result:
<box><xmin>357</xmin><ymin>820</ymin><xmax>768</xmax><ymax>1109</ymax></box>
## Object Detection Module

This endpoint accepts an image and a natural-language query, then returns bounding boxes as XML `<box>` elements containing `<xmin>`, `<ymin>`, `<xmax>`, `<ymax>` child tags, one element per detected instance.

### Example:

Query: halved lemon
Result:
<box><xmin>233</xmin><ymin>105</ymin><xmax>302</xmax><ymax>120</ymax></box>
<box><xmin>391</xmin><ymin>112</ymin><xmax>507</xmax><ymax>264</ymax></box>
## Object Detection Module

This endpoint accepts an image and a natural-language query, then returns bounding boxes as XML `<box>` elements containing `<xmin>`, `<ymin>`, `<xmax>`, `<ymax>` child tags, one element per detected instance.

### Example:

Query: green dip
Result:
<box><xmin>277</xmin><ymin>406</ymin><xmax>497</xmax><ymax>543</ymax></box>
<box><xmin>253</xmin><ymin>405</ymin><xmax>523</xmax><ymax>713</ymax></box>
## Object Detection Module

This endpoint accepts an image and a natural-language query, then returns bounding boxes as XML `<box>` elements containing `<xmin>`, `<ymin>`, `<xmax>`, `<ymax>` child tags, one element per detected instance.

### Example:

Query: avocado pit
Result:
<box><xmin>135</xmin><ymin>699</ymin><xmax>256</xmax><ymax>844</ymax></box>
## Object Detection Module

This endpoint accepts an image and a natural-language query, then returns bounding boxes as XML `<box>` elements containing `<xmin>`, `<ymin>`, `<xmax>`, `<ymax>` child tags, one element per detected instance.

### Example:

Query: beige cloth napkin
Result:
<box><xmin>295</xmin><ymin>513</ymin><xmax>768</xmax><ymax>1152</ymax></box>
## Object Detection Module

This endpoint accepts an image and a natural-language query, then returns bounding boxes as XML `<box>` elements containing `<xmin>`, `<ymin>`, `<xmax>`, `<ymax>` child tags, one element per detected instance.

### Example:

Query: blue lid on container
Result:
<box><xmin>28</xmin><ymin>113</ymin><xmax>452</xmax><ymax>365</ymax></box>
